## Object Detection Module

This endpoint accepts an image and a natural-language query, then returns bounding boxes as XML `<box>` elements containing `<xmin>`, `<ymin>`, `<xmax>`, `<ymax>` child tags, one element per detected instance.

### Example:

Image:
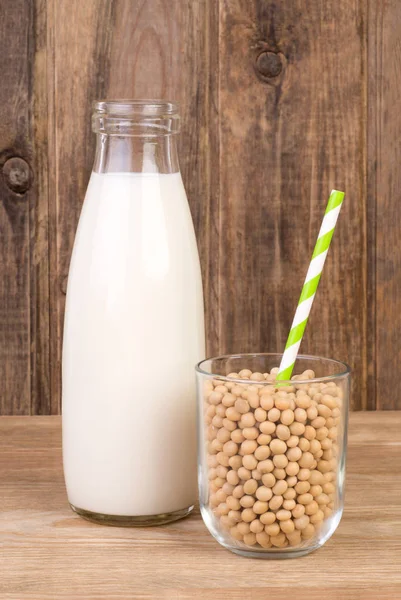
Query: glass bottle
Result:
<box><xmin>196</xmin><ymin>353</ymin><xmax>349</xmax><ymax>557</ymax></box>
<box><xmin>63</xmin><ymin>100</ymin><xmax>205</xmax><ymax>526</ymax></box>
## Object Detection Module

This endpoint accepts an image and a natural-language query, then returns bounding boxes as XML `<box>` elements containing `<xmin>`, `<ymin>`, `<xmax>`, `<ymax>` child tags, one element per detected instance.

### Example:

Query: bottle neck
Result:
<box><xmin>93</xmin><ymin>134</ymin><xmax>180</xmax><ymax>174</ymax></box>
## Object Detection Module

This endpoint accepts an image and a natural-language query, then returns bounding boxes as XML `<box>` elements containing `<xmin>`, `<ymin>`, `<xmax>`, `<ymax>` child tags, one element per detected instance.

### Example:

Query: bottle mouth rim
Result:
<box><xmin>93</xmin><ymin>99</ymin><xmax>180</xmax><ymax>118</ymax></box>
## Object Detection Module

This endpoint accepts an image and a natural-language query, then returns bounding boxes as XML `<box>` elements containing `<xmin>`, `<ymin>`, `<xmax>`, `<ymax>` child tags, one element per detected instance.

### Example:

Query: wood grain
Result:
<box><xmin>369</xmin><ymin>1</ymin><xmax>401</xmax><ymax>409</ymax></box>
<box><xmin>218</xmin><ymin>1</ymin><xmax>368</xmax><ymax>409</ymax></box>
<box><xmin>0</xmin><ymin>0</ymin><xmax>51</xmax><ymax>415</ymax></box>
<box><xmin>0</xmin><ymin>1</ymin><xmax>34</xmax><ymax>414</ymax></box>
<box><xmin>0</xmin><ymin>413</ymin><xmax>400</xmax><ymax>599</ymax></box>
<box><xmin>30</xmin><ymin>0</ymin><xmax>51</xmax><ymax>414</ymax></box>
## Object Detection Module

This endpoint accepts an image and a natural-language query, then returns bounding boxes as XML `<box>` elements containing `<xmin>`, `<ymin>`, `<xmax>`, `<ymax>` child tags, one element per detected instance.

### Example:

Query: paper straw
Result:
<box><xmin>276</xmin><ymin>189</ymin><xmax>345</xmax><ymax>382</ymax></box>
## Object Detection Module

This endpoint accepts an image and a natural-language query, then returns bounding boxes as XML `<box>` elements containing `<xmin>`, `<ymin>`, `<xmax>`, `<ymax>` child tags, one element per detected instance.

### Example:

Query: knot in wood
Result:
<box><xmin>3</xmin><ymin>157</ymin><xmax>32</xmax><ymax>194</ymax></box>
<box><xmin>255</xmin><ymin>52</ymin><xmax>283</xmax><ymax>79</ymax></box>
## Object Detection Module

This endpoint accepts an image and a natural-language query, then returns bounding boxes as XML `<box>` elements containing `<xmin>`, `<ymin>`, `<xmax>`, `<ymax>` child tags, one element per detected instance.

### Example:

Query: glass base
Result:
<box><xmin>226</xmin><ymin>542</ymin><xmax>321</xmax><ymax>559</ymax></box>
<box><xmin>201</xmin><ymin>505</ymin><xmax>342</xmax><ymax>559</ymax></box>
<box><xmin>70</xmin><ymin>503</ymin><xmax>194</xmax><ymax>527</ymax></box>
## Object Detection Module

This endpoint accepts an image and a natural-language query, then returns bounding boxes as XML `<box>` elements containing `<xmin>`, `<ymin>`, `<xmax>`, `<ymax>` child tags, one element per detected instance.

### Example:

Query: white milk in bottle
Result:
<box><xmin>62</xmin><ymin>101</ymin><xmax>205</xmax><ymax>525</ymax></box>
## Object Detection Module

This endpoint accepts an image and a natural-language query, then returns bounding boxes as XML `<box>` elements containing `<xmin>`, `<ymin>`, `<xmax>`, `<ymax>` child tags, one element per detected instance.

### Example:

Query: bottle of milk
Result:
<box><xmin>62</xmin><ymin>100</ymin><xmax>205</xmax><ymax>526</ymax></box>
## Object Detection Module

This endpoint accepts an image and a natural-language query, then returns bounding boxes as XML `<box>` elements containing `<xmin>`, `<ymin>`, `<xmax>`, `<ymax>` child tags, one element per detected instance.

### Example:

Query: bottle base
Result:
<box><xmin>70</xmin><ymin>503</ymin><xmax>194</xmax><ymax>527</ymax></box>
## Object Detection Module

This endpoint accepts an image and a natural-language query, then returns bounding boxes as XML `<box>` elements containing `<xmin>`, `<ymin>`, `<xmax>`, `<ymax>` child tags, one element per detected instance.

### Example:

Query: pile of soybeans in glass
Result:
<box><xmin>203</xmin><ymin>367</ymin><xmax>342</xmax><ymax>549</ymax></box>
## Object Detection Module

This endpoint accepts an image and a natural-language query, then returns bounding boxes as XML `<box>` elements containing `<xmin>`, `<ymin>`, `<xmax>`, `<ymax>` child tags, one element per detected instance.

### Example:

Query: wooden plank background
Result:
<box><xmin>0</xmin><ymin>0</ymin><xmax>399</xmax><ymax>414</ymax></box>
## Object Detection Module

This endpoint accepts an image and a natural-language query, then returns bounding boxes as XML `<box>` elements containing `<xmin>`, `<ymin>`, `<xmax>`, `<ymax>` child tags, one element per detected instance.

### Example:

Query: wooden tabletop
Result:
<box><xmin>0</xmin><ymin>413</ymin><xmax>400</xmax><ymax>600</ymax></box>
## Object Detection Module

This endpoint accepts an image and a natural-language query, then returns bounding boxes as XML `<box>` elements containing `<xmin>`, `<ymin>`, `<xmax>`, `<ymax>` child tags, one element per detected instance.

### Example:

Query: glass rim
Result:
<box><xmin>93</xmin><ymin>99</ymin><xmax>179</xmax><ymax>117</ymax></box>
<box><xmin>195</xmin><ymin>352</ymin><xmax>351</xmax><ymax>385</ymax></box>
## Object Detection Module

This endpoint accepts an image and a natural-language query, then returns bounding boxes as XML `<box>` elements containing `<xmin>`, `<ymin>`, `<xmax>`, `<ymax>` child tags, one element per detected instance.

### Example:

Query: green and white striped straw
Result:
<box><xmin>276</xmin><ymin>189</ymin><xmax>345</xmax><ymax>382</ymax></box>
